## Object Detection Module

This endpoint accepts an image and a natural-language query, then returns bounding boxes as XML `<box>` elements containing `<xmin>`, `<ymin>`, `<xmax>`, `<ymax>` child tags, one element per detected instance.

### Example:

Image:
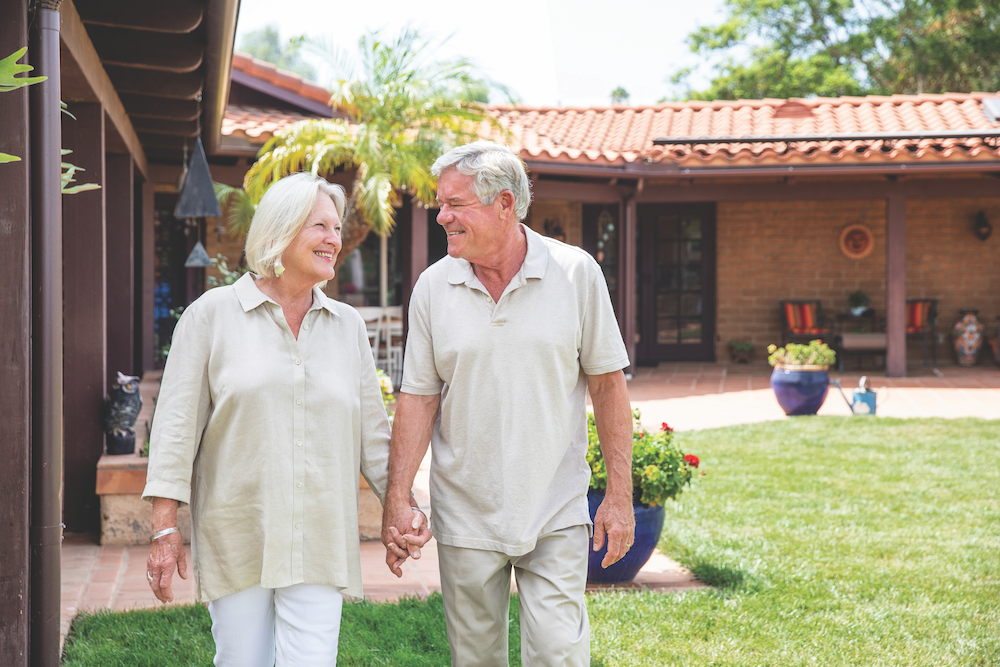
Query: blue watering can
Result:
<box><xmin>832</xmin><ymin>376</ymin><xmax>885</xmax><ymax>415</ymax></box>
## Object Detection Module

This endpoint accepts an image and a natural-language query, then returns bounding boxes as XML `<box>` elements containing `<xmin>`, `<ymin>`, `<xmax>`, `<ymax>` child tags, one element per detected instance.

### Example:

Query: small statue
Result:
<box><xmin>102</xmin><ymin>372</ymin><xmax>143</xmax><ymax>455</ymax></box>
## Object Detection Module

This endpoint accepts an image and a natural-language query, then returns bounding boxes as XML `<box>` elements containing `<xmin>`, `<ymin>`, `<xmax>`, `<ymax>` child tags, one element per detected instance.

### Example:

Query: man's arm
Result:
<box><xmin>588</xmin><ymin>369</ymin><xmax>636</xmax><ymax>568</ymax></box>
<box><xmin>382</xmin><ymin>391</ymin><xmax>440</xmax><ymax>577</ymax></box>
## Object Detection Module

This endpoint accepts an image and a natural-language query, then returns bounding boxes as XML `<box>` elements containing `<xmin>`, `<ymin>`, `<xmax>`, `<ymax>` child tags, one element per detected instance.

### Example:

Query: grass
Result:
<box><xmin>62</xmin><ymin>418</ymin><xmax>1000</xmax><ymax>666</ymax></box>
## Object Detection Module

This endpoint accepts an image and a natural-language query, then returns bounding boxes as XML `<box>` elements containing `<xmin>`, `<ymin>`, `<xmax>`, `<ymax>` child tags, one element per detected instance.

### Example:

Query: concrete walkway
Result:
<box><xmin>61</xmin><ymin>362</ymin><xmax>999</xmax><ymax>643</ymax></box>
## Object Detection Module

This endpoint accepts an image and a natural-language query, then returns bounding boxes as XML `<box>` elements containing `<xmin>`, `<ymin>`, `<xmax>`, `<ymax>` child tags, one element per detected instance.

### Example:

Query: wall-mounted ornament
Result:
<box><xmin>839</xmin><ymin>223</ymin><xmax>874</xmax><ymax>259</ymax></box>
<box><xmin>973</xmin><ymin>210</ymin><xmax>992</xmax><ymax>241</ymax></box>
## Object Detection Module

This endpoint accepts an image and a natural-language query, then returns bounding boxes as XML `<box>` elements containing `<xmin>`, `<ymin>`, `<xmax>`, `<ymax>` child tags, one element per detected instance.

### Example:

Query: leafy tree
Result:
<box><xmin>238</xmin><ymin>26</ymin><xmax>317</xmax><ymax>81</ymax></box>
<box><xmin>219</xmin><ymin>29</ymin><xmax>512</xmax><ymax>258</ymax></box>
<box><xmin>610</xmin><ymin>86</ymin><xmax>630</xmax><ymax>104</ymax></box>
<box><xmin>671</xmin><ymin>0</ymin><xmax>1000</xmax><ymax>100</ymax></box>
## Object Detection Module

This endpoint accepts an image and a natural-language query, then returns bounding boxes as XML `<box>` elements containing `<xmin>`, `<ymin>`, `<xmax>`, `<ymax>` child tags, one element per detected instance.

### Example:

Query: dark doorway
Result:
<box><xmin>636</xmin><ymin>203</ymin><xmax>716</xmax><ymax>363</ymax></box>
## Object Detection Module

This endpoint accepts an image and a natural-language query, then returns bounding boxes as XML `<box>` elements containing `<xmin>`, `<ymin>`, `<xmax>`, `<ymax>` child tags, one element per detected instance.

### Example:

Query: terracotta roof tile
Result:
<box><xmin>222</xmin><ymin>105</ymin><xmax>309</xmax><ymax>143</ymax></box>
<box><xmin>495</xmin><ymin>93</ymin><xmax>1000</xmax><ymax>168</ymax></box>
<box><xmin>231</xmin><ymin>52</ymin><xmax>331</xmax><ymax>106</ymax></box>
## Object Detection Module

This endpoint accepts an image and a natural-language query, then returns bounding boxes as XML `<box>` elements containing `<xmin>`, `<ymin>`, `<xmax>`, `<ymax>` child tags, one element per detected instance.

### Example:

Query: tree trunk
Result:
<box><xmin>336</xmin><ymin>190</ymin><xmax>373</xmax><ymax>268</ymax></box>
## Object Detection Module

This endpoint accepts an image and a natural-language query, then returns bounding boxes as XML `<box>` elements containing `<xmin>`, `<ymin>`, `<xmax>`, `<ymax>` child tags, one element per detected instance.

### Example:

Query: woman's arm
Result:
<box><xmin>147</xmin><ymin>497</ymin><xmax>187</xmax><ymax>603</ymax></box>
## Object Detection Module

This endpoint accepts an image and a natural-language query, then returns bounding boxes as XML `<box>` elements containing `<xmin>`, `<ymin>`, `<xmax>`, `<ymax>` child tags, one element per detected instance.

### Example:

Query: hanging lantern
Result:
<box><xmin>174</xmin><ymin>137</ymin><xmax>221</xmax><ymax>219</ymax></box>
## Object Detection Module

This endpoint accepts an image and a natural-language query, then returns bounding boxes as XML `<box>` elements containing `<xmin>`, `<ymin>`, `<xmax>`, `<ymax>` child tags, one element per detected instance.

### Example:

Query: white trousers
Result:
<box><xmin>207</xmin><ymin>583</ymin><xmax>344</xmax><ymax>667</ymax></box>
<box><xmin>437</xmin><ymin>525</ymin><xmax>590</xmax><ymax>667</ymax></box>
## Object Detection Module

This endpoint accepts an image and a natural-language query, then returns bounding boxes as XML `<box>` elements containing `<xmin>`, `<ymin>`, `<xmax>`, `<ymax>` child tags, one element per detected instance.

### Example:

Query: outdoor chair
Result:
<box><xmin>906</xmin><ymin>299</ymin><xmax>938</xmax><ymax>367</ymax></box>
<box><xmin>779</xmin><ymin>300</ymin><xmax>832</xmax><ymax>346</ymax></box>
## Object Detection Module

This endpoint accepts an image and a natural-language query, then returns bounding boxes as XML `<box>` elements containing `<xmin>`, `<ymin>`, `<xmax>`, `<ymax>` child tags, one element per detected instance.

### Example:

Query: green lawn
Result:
<box><xmin>63</xmin><ymin>418</ymin><xmax>1000</xmax><ymax>666</ymax></box>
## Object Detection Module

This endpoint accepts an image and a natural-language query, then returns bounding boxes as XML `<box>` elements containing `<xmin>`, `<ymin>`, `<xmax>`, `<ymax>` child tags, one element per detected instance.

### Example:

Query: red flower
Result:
<box><xmin>684</xmin><ymin>454</ymin><xmax>700</xmax><ymax>468</ymax></box>
<box><xmin>637</xmin><ymin>431</ymin><xmax>645</xmax><ymax>438</ymax></box>
<box><xmin>661</xmin><ymin>422</ymin><xmax>674</xmax><ymax>432</ymax></box>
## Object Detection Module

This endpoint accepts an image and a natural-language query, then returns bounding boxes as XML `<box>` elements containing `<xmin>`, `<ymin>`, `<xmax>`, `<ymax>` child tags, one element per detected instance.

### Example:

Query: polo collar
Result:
<box><xmin>233</xmin><ymin>272</ymin><xmax>338</xmax><ymax>315</ymax></box>
<box><xmin>446</xmin><ymin>223</ymin><xmax>549</xmax><ymax>286</ymax></box>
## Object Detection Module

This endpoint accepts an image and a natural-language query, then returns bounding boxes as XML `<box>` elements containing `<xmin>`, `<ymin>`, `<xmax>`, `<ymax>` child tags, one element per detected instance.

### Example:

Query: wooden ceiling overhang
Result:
<box><xmin>60</xmin><ymin>0</ymin><xmax>238</xmax><ymax>169</ymax></box>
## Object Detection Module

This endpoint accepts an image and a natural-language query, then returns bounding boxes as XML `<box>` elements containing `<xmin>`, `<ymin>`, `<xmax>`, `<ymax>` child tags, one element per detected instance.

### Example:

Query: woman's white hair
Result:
<box><xmin>431</xmin><ymin>141</ymin><xmax>532</xmax><ymax>221</ymax></box>
<box><xmin>244</xmin><ymin>173</ymin><xmax>346</xmax><ymax>285</ymax></box>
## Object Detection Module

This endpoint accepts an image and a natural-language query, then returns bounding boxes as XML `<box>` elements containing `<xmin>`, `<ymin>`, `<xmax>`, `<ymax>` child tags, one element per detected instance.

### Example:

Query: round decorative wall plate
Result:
<box><xmin>839</xmin><ymin>223</ymin><xmax>874</xmax><ymax>259</ymax></box>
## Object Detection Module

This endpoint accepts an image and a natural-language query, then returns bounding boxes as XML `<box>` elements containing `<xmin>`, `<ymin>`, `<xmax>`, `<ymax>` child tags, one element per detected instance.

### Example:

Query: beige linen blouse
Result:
<box><xmin>142</xmin><ymin>273</ymin><xmax>390</xmax><ymax>602</ymax></box>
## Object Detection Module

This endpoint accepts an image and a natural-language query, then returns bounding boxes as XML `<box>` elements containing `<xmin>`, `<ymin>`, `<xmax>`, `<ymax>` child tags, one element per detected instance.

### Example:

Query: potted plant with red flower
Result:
<box><xmin>585</xmin><ymin>409</ymin><xmax>697</xmax><ymax>584</ymax></box>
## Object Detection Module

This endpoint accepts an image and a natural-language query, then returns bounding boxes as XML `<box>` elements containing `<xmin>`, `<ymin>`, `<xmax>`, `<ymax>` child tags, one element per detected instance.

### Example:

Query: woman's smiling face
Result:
<box><xmin>281</xmin><ymin>191</ymin><xmax>342</xmax><ymax>284</ymax></box>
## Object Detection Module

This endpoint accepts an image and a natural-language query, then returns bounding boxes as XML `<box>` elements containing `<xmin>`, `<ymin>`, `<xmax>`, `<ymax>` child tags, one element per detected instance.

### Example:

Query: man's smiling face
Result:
<box><xmin>435</xmin><ymin>168</ymin><xmax>509</xmax><ymax>264</ymax></box>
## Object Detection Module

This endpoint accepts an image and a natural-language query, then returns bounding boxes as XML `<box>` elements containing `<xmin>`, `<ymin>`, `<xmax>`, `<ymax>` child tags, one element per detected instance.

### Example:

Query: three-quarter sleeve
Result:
<box><xmin>142</xmin><ymin>302</ymin><xmax>213</xmax><ymax>506</ymax></box>
<box><xmin>356</xmin><ymin>317</ymin><xmax>391</xmax><ymax>504</ymax></box>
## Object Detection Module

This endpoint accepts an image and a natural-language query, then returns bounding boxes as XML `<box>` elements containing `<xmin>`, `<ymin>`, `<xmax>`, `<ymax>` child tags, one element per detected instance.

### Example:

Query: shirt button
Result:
<box><xmin>294</xmin><ymin>522</ymin><xmax>301</xmax><ymax>529</ymax></box>
<box><xmin>295</xmin><ymin>358</ymin><xmax>302</xmax><ymax>365</ymax></box>
<box><xmin>302</xmin><ymin>324</ymin><xmax>308</xmax><ymax>330</ymax></box>
<box><xmin>296</xmin><ymin>440</ymin><xmax>302</xmax><ymax>447</ymax></box>
<box><xmin>486</xmin><ymin>296</ymin><xmax>493</xmax><ymax>303</ymax></box>
<box><xmin>296</xmin><ymin>399</ymin><xmax>302</xmax><ymax>405</ymax></box>
<box><xmin>296</xmin><ymin>482</ymin><xmax>303</xmax><ymax>488</ymax></box>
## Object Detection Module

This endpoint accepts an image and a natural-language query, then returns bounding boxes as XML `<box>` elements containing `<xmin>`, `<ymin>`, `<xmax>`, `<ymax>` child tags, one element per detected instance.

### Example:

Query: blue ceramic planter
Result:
<box><xmin>770</xmin><ymin>366</ymin><xmax>830</xmax><ymax>416</ymax></box>
<box><xmin>587</xmin><ymin>489</ymin><xmax>665</xmax><ymax>584</ymax></box>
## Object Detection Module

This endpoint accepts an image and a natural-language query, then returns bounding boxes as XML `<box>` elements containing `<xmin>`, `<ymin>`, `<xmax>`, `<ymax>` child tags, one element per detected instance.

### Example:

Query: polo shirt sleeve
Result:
<box><xmin>400</xmin><ymin>274</ymin><xmax>445</xmax><ymax>396</ymax></box>
<box><xmin>142</xmin><ymin>302</ymin><xmax>213</xmax><ymax>506</ymax></box>
<box><xmin>580</xmin><ymin>266</ymin><xmax>630</xmax><ymax>376</ymax></box>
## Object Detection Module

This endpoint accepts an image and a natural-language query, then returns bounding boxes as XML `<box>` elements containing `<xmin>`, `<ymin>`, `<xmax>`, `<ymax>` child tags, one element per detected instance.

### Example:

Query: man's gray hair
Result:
<box><xmin>431</xmin><ymin>141</ymin><xmax>532</xmax><ymax>221</ymax></box>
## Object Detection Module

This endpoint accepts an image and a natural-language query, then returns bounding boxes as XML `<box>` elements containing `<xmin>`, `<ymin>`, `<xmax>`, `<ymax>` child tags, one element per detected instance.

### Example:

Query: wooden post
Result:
<box><xmin>621</xmin><ymin>196</ymin><xmax>638</xmax><ymax>371</ymax></box>
<box><xmin>136</xmin><ymin>176</ymin><xmax>156</xmax><ymax>373</ymax></box>
<box><xmin>885</xmin><ymin>192</ymin><xmax>907</xmax><ymax>377</ymax></box>
<box><xmin>62</xmin><ymin>103</ymin><xmax>107</xmax><ymax>532</ymax></box>
<box><xmin>106</xmin><ymin>154</ymin><xmax>135</xmax><ymax>380</ymax></box>
<box><xmin>0</xmin><ymin>1</ymin><xmax>33</xmax><ymax>661</ymax></box>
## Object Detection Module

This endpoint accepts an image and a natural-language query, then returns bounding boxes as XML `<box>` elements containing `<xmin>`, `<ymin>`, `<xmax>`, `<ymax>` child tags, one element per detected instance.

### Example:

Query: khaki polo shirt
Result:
<box><xmin>142</xmin><ymin>273</ymin><xmax>390</xmax><ymax>601</ymax></box>
<box><xmin>401</xmin><ymin>224</ymin><xmax>629</xmax><ymax>555</ymax></box>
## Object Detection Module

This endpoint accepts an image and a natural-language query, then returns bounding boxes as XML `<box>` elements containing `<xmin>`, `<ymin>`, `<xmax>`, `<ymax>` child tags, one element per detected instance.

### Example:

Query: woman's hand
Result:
<box><xmin>147</xmin><ymin>497</ymin><xmax>188</xmax><ymax>603</ymax></box>
<box><xmin>382</xmin><ymin>502</ymin><xmax>432</xmax><ymax>577</ymax></box>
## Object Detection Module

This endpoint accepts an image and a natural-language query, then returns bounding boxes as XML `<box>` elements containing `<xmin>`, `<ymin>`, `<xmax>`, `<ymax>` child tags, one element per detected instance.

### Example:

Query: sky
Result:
<box><xmin>234</xmin><ymin>0</ymin><xmax>729</xmax><ymax>107</ymax></box>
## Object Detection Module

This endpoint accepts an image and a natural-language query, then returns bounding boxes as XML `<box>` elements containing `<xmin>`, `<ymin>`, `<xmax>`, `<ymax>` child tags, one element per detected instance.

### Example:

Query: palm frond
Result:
<box><xmin>213</xmin><ymin>182</ymin><xmax>256</xmax><ymax>235</ymax></box>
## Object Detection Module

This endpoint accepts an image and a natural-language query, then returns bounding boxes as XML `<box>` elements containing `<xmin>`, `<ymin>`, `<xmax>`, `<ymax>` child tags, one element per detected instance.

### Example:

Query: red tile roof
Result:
<box><xmin>495</xmin><ymin>93</ymin><xmax>1000</xmax><ymax>168</ymax></box>
<box><xmin>231</xmin><ymin>51</ymin><xmax>331</xmax><ymax>105</ymax></box>
<box><xmin>222</xmin><ymin>105</ymin><xmax>310</xmax><ymax>144</ymax></box>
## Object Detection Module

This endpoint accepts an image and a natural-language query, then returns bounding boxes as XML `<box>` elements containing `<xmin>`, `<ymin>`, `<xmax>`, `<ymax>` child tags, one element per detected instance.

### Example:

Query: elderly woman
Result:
<box><xmin>142</xmin><ymin>173</ymin><xmax>429</xmax><ymax>666</ymax></box>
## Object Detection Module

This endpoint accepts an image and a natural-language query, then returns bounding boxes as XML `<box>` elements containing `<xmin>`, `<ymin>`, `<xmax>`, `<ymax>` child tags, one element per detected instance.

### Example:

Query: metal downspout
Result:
<box><xmin>29</xmin><ymin>2</ymin><xmax>64</xmax><ymax>665</ymax></box>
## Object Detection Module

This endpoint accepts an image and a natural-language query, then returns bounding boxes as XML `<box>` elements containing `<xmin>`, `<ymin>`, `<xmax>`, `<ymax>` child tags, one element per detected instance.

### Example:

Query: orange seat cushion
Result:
<box><xmin>906</xmin><ymin>301</ymin><xmax>932</xmax><ymax>333</ymax></box>
<box><xmin>783</xmin><ymin>302</ymin><xmax>827</xmax><ymax>335</ymax></box>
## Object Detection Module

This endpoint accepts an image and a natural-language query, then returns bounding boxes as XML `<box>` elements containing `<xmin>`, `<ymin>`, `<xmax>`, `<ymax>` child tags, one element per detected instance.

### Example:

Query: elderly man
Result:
<box><xmin>382</xmin><ymin>141</ymin><xmax>634</xmax><ymax>666</ymax></box>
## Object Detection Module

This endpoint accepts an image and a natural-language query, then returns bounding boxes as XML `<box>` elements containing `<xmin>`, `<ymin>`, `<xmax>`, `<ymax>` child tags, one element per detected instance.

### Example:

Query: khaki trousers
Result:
<box><xmin>437</xmin><ymin>525</ymin><xmax>590</xmax><ymax>667</ymax></box>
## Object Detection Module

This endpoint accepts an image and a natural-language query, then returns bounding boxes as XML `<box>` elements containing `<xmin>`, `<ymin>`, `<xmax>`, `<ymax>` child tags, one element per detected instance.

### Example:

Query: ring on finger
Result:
<box><xmin>146</xmin><ymin>571</ymin><xmax>155</xmax><ymax>584</ymax></box>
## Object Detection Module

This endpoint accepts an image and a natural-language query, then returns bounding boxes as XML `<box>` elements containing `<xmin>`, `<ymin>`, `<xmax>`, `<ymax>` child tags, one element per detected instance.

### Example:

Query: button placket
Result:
<box><xmin>289</xmin><ymin>332</ymin><xmax>307</xmax><ymax>579</ymax></box>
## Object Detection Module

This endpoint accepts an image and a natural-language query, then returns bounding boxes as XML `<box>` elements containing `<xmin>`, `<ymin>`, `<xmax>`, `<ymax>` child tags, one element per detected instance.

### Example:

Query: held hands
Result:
<box><xmin>381</xmin><ymin>502</ymin><xmax>432</xmax><ymax>578</ymax></box>
<box><xmin>592</xmin><ymin>490</ymin><xmax>636</xmax><ymax>568</ymax></box>
<box><xmin>146</xmin><ymin>531</ymin><xmax>188</xmax><ymax>603</ymax></box>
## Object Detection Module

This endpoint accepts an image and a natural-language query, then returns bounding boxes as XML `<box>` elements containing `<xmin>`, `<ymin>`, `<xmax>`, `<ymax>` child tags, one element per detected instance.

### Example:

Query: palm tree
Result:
<box><xmin>219</xmin><ymin>28</ymin><xmax>513</xmax><ymax>258</ymax></box>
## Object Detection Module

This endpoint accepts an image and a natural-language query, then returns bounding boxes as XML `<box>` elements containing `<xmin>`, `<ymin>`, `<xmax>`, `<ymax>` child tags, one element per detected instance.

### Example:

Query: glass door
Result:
<box><xmin>637</xmin><ymin>203</ymin><xmax>716</xmax><ymax>362</ymax></box>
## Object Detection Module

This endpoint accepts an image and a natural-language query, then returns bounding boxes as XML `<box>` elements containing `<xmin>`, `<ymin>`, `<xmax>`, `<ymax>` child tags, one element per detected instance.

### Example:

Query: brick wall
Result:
<box><xmin>525</xmin><ymin>199</ymin><xmax>583</xmax><ymax>247</ymax></box>
<box><xmin>716</xmin><ymin>197</ymin><xmax>1000</xmax><ymax>365</ymax></box>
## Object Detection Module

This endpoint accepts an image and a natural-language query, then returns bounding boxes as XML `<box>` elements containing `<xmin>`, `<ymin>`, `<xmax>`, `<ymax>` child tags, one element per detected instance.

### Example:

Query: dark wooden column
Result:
<box><xmin>0</xmin><ymin>1</ymin><xmax>33</xmax><ymax>662</ymax></box>
<box><xmin>62</xmin><ymin>103</ymin><xmax>107</xmax><ymax>532</ymax></box>
<box><xmin>621</xmin><ymin>196</ymin><xmax>638</xmax><ymax>371</ymax></box>
<box><xmin>136</xmin><ymin>176</ymin><xmax>155</xmax><ymax>373</ymax></box>
<box><xmin>886</xmin><ymin>192</ymin><xmax>907</xmax><ymax>377</ymax></box>
<box><xmin>106</xmin><ymin>153</ymin><xmax>134</xmax><ymax>381</ymax></box>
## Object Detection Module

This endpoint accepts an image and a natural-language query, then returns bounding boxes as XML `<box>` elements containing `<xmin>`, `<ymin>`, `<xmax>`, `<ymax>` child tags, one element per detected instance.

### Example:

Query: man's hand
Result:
<box><xmin>587</xmin><ymin>369</ymin><xmax>635</xmax><ymax>568</ymax></box>
<box><xmin>381</xmin><ymin>502</ymin><xmax>431</xmax><ymax>577</ymax></box>
<box><xmin>592</xmin><ymin>489</ymin><xmax>636</xmax><ymax>568</ymax></box>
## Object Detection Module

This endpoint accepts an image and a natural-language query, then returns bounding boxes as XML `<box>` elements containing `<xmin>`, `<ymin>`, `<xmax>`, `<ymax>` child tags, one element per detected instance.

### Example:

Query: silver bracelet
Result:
<box><xmin>150</xmin><ymin>526</ymin><xmax>180</xmax><ymax>543</ymax></box>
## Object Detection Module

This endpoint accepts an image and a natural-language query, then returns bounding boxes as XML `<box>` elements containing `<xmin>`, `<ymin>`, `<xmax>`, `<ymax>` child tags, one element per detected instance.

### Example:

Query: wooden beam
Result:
<box><xmin>58</xmin><ymin>0</ymin><xmax>149</xmax><ymax>178</ymax></box>
<box><xmin>105</xmin><ymin>65</ymin><xmax>203</xmax><ymax>100</ymax></box>
<box><xmin>86</xmin><ymin>25</ymin><xmax>203</xmax><ymax>73</ymax></box>
<box><xmin>136</xmin><ymin>177</ymin><xmax>156</xmax><ymax>373</ymax></box>
<box><xmin>62</xmin><ymin>103</ymin><xmax>107</xmax><ymax>533</ymax></box>
<box><xmin>106</xmin><ymin>154</ymin><xmax>135</xmax><ymax>382</ymax></box>
<box><xmin>130</xmin><ymin>117</ymin><xmax>199</xmax><ymax>137</ymax></box>
<box><xmin>637</xmin><ymin>178</ymin><xmax>1000</xmax><ymax>202</ymax></box>
<box><xmin>77</xmin><ymin>0</ymin><xmax>203</xmax><ymax>33</ymax></box>
<box><xmin>885</xmin><ymin>194</ymin><xmax>907</xmax><ymax>377</ymax></box>
<box><xmin>534</xmin><ymin>179</ymin><xmax>622</xmax><ymax>202</ymax></box>
<box><xmin>119</xmin><ymin>94</ymin><xmax>199</xmax><ymax>121</ymax></box>
<box><xmin>0</xmin><ymin>1</ymin><xmax>32</xmax><ymax>661</ymax></box>
<box><xmin>622</xmin><ymin>196</ymin><xmax>638</xmax><ymax>371</ymax></box>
